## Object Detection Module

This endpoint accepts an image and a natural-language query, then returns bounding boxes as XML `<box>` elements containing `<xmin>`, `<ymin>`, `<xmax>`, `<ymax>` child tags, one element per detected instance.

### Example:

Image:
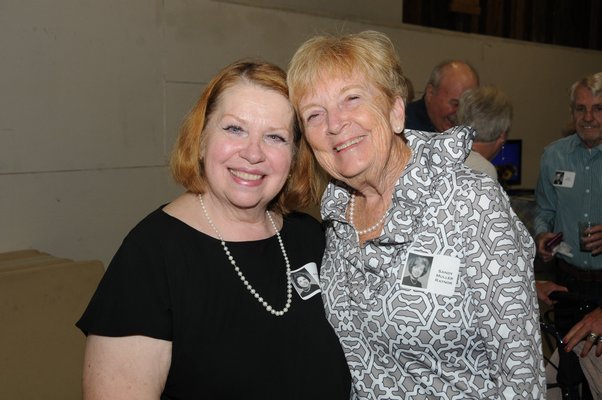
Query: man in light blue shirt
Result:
<box><xmin>535</xmin><ymin>71</ymin><xmax>602</xmax><ymax>399</ymax></box>
<box><xmin>535</xmin><ymin>73</ymin><xmax>602</xmax><ymax>267</ymax></box>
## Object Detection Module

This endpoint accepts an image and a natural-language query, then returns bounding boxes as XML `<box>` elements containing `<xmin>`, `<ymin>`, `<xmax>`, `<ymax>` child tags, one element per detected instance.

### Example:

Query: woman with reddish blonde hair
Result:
<box><xmin>77</xmin><ymin>60</ymin><xmax>350</xmax><ymax>399</ymax></box>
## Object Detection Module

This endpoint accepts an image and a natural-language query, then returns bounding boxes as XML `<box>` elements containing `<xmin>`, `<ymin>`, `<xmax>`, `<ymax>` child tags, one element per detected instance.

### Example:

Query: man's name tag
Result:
<box><xmin>553</xmin><ymin>170</ymin><xmax>575</xmax><ymax>188</ymax></box>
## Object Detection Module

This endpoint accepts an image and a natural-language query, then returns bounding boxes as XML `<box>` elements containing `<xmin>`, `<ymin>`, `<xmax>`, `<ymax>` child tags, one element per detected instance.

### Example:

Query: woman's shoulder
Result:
<box><xmin>405</xmin><ymin>126</ymin><xmax>477</xmax><ymax>187</ymax></box>
<box><xmin>129</xmin><ymin>205</ymin><xmax>171</xmax><ymax>230</ymax></box>
<box><xmin>443</xmin><ymin>166</ymin><xmax>506</xmax><ymax>204</ymax></box>
<box><xmin>107</xmin><ymin>205</ymin><xmax>209</xmax><ymax>277</ymax></box>
<box><xmin>124</xmin><ymin>205</ymin><xmax>196</xmax><ymax>246</ymax></box>
<box><xmin>453</xmin><ymin>164</ymin><xmax>499</xmax><ymax>186</ymax></box>
<box><xmin>407</xmin><ymin>126</ymin><xmax>475</xmax><ymax>164</ymax></box>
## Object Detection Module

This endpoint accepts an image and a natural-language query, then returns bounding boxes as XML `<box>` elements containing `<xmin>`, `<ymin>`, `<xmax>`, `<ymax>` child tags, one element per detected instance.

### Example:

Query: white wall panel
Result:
<box><xmin>0</xmin><ymin>168</ymin><xmax>181</xmax><ymax>266</ymax></box>
<box><xmin>165</xmin><ymin>81</ymin><xmax>206</xmax><ymax>154</ymax></box>
<box><xmin>0</xmin><ymin>0</ymin><xmax>165</xmax><ymax>173</ymax></box>
<box><xmin>1</xmin><ymin>0</ymin><xmax>601</xmax><ymax>264</ymax></box>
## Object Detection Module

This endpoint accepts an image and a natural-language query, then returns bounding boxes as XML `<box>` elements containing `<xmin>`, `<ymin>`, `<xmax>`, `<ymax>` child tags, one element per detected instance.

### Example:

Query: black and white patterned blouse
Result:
<box><xmin>320</xmin><ymin>126</ymin><xmax>546</xmax><ymax>400</ymax></box>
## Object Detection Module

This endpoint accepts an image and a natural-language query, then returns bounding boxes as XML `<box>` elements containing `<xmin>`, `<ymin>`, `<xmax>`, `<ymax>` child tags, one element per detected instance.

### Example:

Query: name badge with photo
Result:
<box><xmin>401</xmin><ymin>251</ymin><xmax>460</xmax><ymax>296</ymax></box>
<box><xmin>552</xmin><ymin>170</ymin><xmax>575</xmax><ymax>188</ymax></box>
<box><xmin>291</xmin><ymin>262</ymin><xmax>321</xmax><ymax>300</ymax></box>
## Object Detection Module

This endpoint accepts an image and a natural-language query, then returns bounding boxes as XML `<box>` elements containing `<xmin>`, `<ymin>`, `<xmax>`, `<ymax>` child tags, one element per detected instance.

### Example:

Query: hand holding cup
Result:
<box><xmin>579</xmin><ymin>222</ymin><xmax>602</xmax><ymax>255</ymax></box>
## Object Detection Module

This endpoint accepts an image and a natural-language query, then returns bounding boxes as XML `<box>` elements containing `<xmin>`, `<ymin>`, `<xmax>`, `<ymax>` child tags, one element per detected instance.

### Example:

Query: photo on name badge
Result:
<box><xmin>291</xmin><ymin>263</ymin><xmax>321</xmax><ymax>300</ymax></box>
<box><xmin>402</xmin><ymin>252</ymin><xmax>433</xmax><ymax>289</ymax></box>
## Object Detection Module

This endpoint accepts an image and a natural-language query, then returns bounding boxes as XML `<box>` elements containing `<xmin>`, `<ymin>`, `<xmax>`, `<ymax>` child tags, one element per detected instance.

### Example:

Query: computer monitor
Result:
<box><xmin>491</xmin><ymin>139</ymin><xmax>522</xmax><ymax>186</ymax></box>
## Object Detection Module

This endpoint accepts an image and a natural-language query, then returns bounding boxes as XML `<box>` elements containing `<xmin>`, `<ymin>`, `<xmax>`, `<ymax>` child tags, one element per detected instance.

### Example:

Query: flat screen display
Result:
<box><xmin>491</xmin><ymin>139</ymin><xmax>522</xmax><ymax>186</ymax></box>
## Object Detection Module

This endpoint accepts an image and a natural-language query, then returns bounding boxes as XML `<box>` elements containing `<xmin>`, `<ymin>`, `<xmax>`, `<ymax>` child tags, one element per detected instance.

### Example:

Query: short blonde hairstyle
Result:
<box><xmin>170</xmin><ymin>60</ymin><xmax>320</xmax><ymax>214</ymax></box>
<box><xmin>287</xmin><ymin>30</ymin><xmax>408</xmax><ymax>112</ymax></box>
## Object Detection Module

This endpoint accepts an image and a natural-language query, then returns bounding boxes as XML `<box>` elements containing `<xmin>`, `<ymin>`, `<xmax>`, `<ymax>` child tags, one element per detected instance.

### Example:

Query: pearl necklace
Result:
<box><xmin>198</xmin><ymin>194</ymin><xmax>292</xmax><ymax>316</ymax></box>
<box><xmin>348</xmin><ymin>193</ymin><xmax>388</xmax><ymax>236</ymax></box>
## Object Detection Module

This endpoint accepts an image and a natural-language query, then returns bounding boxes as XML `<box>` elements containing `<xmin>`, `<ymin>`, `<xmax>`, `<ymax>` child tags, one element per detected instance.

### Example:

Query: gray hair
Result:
<box><xmin>457</xmin><ymin>86</ymin><xmax>513</xmax><ymax>142</ymax></box>
<box><xmin>426</xmin><ymin>60</ymin><xmax>480</xmax><ymax>90</ymax></box>
<box><xmin>569</xmin><ymin>72</ymin><xmax>602</xmax><ymax>109</ymax></box>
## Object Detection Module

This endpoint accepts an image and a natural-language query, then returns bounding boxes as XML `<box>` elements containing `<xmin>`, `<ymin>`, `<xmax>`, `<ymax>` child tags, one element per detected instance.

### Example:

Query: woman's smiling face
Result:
<box><xmin>202</xmin><ymin>82</ymin><xmax>294</xmax><ymax>212</ymax></box>
<box><xmin>298</xmin><ymin>71</ymin><xmax>403</xmax><ymax>185</ymax></box>
<box><xmin>296</xmin><ymin>275</ymin><xmax>310</xmax><ymax>288</ymax></box>
<box><xmin>411</xmin><ymin>259</ymin><xmax>427</xmax><ymax>278</ymax></box>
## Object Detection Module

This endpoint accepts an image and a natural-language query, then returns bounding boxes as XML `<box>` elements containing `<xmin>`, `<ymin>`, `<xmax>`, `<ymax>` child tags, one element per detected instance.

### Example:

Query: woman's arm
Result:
<box><xmin>463</xmin><ymin>181</ymin><xmax>545</xmax><ymax>398</ymax></box>
<box><xmin>82</xmin><ymin>335</ymin><xmax>172</xmax><ymax>400</ymax></box>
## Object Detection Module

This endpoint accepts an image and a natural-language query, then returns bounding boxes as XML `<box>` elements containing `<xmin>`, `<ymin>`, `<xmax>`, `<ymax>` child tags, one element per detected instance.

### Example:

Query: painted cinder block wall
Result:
<box><xmin>1</xmin><ymin>0</ymin><xmax>601</xmax><ymax>265</ymax></box>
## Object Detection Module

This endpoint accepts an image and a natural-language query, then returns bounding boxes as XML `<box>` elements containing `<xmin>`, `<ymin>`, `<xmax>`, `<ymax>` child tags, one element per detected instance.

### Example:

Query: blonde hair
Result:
<box><xmin>170</xmin><ymin>59</ymin><xmax>319</xmax><ymax>214</ymax></box>
<box><xmin>287</xmin><ymin>30</ymin><xmax>408</xmax><ymax>111</ymax></box>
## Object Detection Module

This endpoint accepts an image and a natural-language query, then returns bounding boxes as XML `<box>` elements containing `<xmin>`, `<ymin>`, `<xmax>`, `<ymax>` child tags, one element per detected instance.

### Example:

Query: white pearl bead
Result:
<box><xmin>198</xmin><ymin>194</ymin><xmax>292</xmax><ymax>317</ymax></box>
<box><xmin>349</xmin><ymin>192</ymin><xmax>387</xmax><ymax>236</ymax></box>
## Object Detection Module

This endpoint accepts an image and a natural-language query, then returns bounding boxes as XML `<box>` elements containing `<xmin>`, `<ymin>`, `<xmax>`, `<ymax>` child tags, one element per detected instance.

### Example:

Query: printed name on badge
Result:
<box><xmin>402</xmin><ymin>252</ymin><xmax>460</xmax><ymax>296</ymax></box>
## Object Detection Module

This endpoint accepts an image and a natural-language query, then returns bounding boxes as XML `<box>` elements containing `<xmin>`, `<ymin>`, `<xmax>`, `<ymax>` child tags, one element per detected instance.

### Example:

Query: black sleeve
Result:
<box><xmin>76</xmin><ymin>221</ymin><xmax>172</xmax><ymax>340</ymax></box>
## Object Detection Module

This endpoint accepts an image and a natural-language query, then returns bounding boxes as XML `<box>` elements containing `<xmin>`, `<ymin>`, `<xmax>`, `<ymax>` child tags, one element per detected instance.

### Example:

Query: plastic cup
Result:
<box><xmin>578</xmin><ymin>221</ymin><xmax>596</xmax><ymax>252</ymax></box>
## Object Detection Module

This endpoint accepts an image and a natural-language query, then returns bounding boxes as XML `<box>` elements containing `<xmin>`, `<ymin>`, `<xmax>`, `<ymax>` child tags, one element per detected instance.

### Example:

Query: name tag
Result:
<box><xmin>291</xmin><ymin>262</ymin><xmax>321</xmax><ymax>300</ymax></box>
<box><xmin>553</xmin><ymin>170</ymin><xmax>575</xmax><ymax>188</ymax></box>
<box><xmin>402</xmin><ymin>252</ymin><xmax>460</xmax><ymax>296</ymax></box>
